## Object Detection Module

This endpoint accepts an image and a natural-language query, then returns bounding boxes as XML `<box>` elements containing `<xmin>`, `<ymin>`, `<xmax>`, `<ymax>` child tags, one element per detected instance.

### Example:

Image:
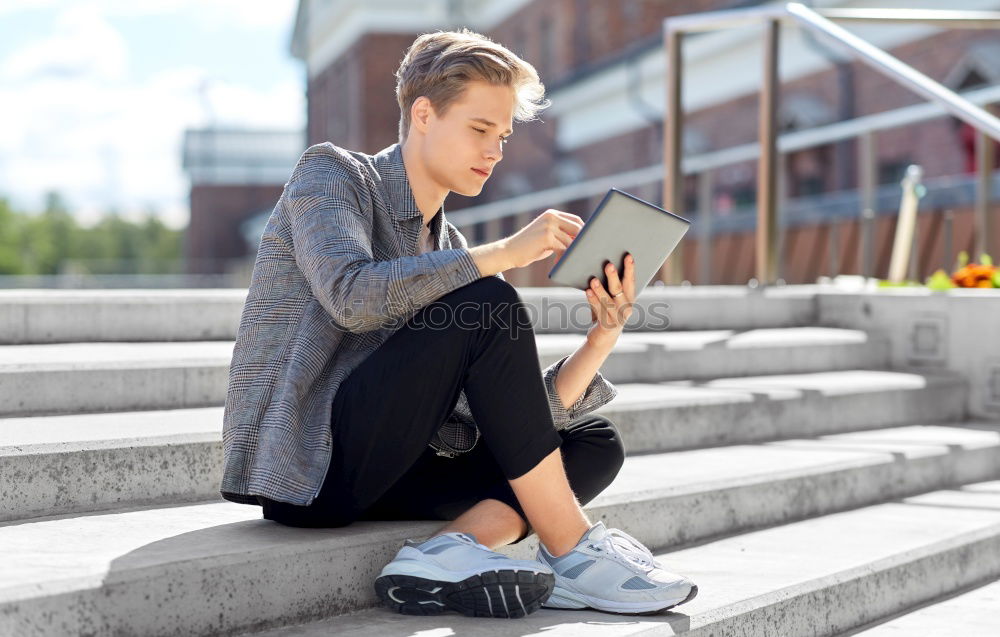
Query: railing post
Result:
<box><xmin>975</xmin><ymin>129</ymin><xmax>996</xmax><ymax>261</ymax></box>
<box><xmin>943</xmin><ymin>209</ymin><xmax>954</xmax><ymax>271</ymax></box>
<box><xmin>861</xmin><ymin>208</ymin><xmax>875</xmax><ymax>278</ymax></box>
<box><xmin>663</xmin><ymin>24</ymin><xmax>685</xmax><ymax>285</ymax></box>
<box><xmin>859</xmin><ymin>130</ymin><xmax>876</xmax><ymax>278</ymax></box>
<box><xmin>829</xmin><ymin>219</ymin><xmax>841</xmax><ymax>277</ymax></box>
<box><xmin>756</xmin><ymin>18</ymin><xmax>780</xmax><ymax>285</ymax></box>
<box><xmin>698</xmin><ymin>169</ymin><xmax>714</xmax><ymax>284</ymax></box>
<box><xmin>888</xmin><ymin>164</ymin><xmax>924</xmax><ymax>283</ymax></box>
<box><xmin>777</xmin><ymin>150</ymin><xmax>787</xmax><ymax>283</ymax></box>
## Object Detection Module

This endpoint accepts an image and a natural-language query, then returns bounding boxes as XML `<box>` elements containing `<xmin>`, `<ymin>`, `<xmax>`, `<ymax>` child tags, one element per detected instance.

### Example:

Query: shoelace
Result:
<box><xmin>594</xmin><ymin>528</ymin><xmax>657</xmax><ymax>571</ymax></box>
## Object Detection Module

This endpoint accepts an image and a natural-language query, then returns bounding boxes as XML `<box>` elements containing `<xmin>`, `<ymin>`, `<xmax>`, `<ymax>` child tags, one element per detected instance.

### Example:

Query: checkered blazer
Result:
<box><xmin>220</xmin><ymin>141</ymin><xmax>618</xmax><ymax>506</ymax></box>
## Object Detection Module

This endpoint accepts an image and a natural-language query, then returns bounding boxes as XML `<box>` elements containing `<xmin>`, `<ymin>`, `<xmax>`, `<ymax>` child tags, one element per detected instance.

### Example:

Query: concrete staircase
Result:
<box><xmin>1</xmin><ymin>287</ymin><xmax>998</xmax><ymax>636</ymax></box>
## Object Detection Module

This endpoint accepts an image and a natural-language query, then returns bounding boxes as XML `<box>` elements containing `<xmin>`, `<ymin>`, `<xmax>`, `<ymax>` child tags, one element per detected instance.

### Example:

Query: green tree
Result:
<box><xmin>0</xmin><ymin>196</ymin><xmax>27</xmax><ymax>275</ymax></box>
<box><xmin>0</xmin><ymin>192</ymin><xmax>185</xmax><ymax>276</ymax></box>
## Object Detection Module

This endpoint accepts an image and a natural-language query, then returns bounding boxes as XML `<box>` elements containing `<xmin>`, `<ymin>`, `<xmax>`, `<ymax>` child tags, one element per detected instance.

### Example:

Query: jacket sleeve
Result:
<box><xmin>446</xmin><ymin>220</ymin><xmax>618</xmax><ymax>429</ymax></box>
<box><xmin>445</xmin><ymin>220</ymin><xmax>506</xmax><ymax>282</ymax></box>
<box><xmin>285</xmin><ymin>144</ymin><xmax>483</xmax><ymax>333</ymax></box>
<box><xmin>541</xmin><ymin>355</ymin><xmax>618</xmax><ymax>429</ymax></box>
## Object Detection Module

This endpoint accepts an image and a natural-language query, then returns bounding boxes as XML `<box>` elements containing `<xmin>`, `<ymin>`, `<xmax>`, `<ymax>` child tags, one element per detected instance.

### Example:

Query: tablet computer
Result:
<box><xmin>547</xmin><ymin>188</ymin><xmax>690</xmax><ymax>296</ymax></box>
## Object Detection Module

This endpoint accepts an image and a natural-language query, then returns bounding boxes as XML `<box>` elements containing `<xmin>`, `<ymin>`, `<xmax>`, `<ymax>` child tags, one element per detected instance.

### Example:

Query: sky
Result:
<box><xmin>0</xmin><ymin>0</ymin><xmax>304</xmax><ymax>230</ymax></box>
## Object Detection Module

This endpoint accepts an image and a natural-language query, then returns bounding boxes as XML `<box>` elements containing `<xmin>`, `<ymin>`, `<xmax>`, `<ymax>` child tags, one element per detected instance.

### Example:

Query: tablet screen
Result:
<box><xmin>547</xmin><ymin>188</ymin><xmax>690</xmax><ymax>297</ymax></box>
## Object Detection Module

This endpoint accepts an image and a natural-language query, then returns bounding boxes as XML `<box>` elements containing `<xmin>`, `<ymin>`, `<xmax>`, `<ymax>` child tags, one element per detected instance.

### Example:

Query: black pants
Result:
<box><xmin>259</xmin><ymin>276</ymin><xmax>625</xmax><ymax>542</ymax></box>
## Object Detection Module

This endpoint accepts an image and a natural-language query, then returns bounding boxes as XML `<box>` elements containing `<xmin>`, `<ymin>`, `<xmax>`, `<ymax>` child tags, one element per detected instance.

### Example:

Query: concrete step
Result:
<box><xmin>248</xmin><ymin>482</ymin><xmax>1000</xmax><ymax>637</ymax></box>
<box><xmin>0</xmin><ymin>328</ymin><xmax>888</xmax><ymax>417</ymax></box>
<box><xmin>0</xmin><ymin>286</ymin><xmax>819</xmax><ymax>344</ymax></box>
<box><xmin>848</xmin><ymin>577</ymin><xmax>1000</xmax><ymax>636</ymax></box>
<box><xmin>611</xmin><ymin>368</ymin><xmax>965</xmax><ymax>453</ymax></box>
<box><xmin>2</xmin><ymin>426</ymin><xmax>998</xmax><ymax>635</ymax></box>
<box><xmin>527</xmin><ymin>285</ymin><xmax>820</xmax><ymax>334</ymax></box>
<box><xmin>537</xmin><ymin>327</ymin><xmax>890</xmax><ymax>383</ymax></box>
<box><xmin>0</xmin><ymin>408</ymin><xmax>222</xmax><ymax>522</ymax></box>
<box><xmin>0</xmin><ymin>370</ymin><xmax>967</xmax><ymax>522</ymax></box>
<box><xmin>0</xmin><ymin>341</ymin><xmax>233</xmax><ymax>417</ymax></box>
<box><xmin>0</xmin><ymin>289</ymin><xmax>247</xmax><ymax>345</ymax></box>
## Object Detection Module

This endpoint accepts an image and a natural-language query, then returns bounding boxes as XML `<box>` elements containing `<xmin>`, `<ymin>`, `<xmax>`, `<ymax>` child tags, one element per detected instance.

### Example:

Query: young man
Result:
<box><xmin>220</xmin><ymin>28</ymin><xmax>697</xmax><ymax>618</ymax></box>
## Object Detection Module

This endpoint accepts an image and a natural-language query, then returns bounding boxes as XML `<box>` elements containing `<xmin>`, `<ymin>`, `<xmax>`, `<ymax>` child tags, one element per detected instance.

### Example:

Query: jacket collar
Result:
<box><xmin>375</xmin><ymin>142</ymin><xmax>446</xmax><ymax>250</ymax></box>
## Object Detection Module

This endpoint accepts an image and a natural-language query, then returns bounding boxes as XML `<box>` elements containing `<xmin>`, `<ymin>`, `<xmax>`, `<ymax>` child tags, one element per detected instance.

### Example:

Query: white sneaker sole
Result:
<box><xmin>542</xmin><ymin>583</ymin><xmax>699</xmax><ymax>615</ymax></box>
<box><xmin>378</xmin><ymin>557</ymin><xmax>552</xmax><ymax>582</ymax></box>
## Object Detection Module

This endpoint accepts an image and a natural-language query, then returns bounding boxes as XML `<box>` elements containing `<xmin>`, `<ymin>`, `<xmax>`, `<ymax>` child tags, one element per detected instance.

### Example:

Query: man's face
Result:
<box><xmin>415</xmin><ymin>79</ymin><xmax>515</xmax><ymax>197</ymax></box>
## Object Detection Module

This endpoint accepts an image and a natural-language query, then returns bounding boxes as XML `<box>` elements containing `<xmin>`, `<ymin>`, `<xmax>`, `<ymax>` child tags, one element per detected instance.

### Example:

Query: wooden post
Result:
<box><xmin>756</xmin><ymin>19</ymin><xmax>780</xmax><ymax>285</ymax></box>
<box><xmin>662</xmin><ymin>26</ymin><xmax>684</xmax><ymax>285</ymax></box>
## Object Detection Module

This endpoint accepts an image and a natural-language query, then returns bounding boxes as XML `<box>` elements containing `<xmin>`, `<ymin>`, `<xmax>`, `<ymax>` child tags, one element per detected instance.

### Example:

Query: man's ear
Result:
<box><xmin>411</xmin><ymin>96</ymin><xmax>432</xmax><ymax>135</ymax></box>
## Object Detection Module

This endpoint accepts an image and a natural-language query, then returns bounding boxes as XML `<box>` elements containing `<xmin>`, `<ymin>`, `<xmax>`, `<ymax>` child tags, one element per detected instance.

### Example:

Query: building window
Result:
<box><xmin>958</xmin><ymin>69</ymin><xmax>989</xmax><ymax>91</ymax></box>
<box><xmin>878</xmin><ymin>158</ymin><xmax>913</xmax><ymax>185</ymax></box>
<box><xmin>730</xmin><ymin>184</ymin><xmax>757</xmax><ymax>209</ymax></box>
<box><xmin>789</xmin><ymin>147</ymin><xmax>831</xmax><ymax>197</ymax></box>
<box><xmin>779</xmin><ymin>93</ymin><xmax>835</xmax><ymax>197</ymax></box>
<box><xmin>952</xmin><ymin>69</ymin><xmax>1000</xmax><ymax>174</ymax></box>
<box><xmin>717</xmin><ymin>162</ymin><xmax>756</xmax><ymax>212</ymax></box>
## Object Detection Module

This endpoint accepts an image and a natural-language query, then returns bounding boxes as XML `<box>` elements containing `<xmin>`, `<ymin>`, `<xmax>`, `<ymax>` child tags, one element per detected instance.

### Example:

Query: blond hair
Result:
<box><xmin>394</xmin><ymin>27</ymin><xmax>551</xmax><ymax>144</ymax></box>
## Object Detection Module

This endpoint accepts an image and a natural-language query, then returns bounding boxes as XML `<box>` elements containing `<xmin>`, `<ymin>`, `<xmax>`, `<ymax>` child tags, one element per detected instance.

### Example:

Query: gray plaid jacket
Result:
<box><xmin>220</xmin><ymin>141</ymin><xmax>618</xmax><ymax>506</ymax></box>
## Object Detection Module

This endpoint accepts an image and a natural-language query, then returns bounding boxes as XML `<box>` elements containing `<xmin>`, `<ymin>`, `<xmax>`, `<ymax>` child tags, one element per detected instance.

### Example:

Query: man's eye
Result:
<box><xmin>474</xmin><ymin>127</ymin><xmax>509</xmax><ymax>144</ymax></box>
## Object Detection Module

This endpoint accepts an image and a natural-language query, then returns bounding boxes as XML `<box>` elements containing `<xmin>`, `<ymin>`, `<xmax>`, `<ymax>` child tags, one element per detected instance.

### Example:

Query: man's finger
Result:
<box><xmin>584</xmin><ymin>288</ymin><xmax>599</xmax><ymax>322</ymax></box>
<box><xmin>605</xmin><ymin>263</ymin><xmax>623</xmax><ymax>298</ymax></box>
<box><xmin>548</xmin><ymin>210</ymin><xmax>585</xmax><ymax>231</ymax></box>
<box><xmin>625</xmin><ymin>254</ymin><xmax>637</xmax><ymax>296</ymax></box>
<box><xmin>553</xmin><ymin>228</ymin><xmax>575</xmax><ymax>249</ymax></box>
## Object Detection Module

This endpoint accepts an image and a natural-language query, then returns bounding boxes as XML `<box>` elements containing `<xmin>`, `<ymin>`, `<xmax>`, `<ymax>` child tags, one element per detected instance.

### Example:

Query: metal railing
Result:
<box><xmin>663</xmin><ymin>2</ymin><xmax>1000</xmax><ymax>285</ymax></box>
<box><xmin>449</xmin><ymin>82</ymin><xmax>1000</xmax><ymax>236</ymax></box>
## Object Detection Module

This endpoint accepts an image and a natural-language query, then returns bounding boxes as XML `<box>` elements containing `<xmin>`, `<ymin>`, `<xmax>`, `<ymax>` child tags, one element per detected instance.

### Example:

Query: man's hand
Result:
<box><xmin>501</xmin><ymin>209</ymin><xmax>584</xmax><ymax>269</ymax></box>
<box><xmin>584</xmin><ymin>252</ymin><xmax>635</xmax><ymax>349</ymax></box>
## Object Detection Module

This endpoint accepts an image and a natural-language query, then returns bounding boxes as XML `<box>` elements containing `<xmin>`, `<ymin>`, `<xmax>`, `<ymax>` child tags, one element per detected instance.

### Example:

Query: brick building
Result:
<box><xmin>290</xmin><ymin>0</ymin><xmax>1000</xmax><ymax>285</ymax></box>
<box><xmin>182</xmin><ymin>128</ymin><xmax>305</xmax><ymax>276</ymax></box>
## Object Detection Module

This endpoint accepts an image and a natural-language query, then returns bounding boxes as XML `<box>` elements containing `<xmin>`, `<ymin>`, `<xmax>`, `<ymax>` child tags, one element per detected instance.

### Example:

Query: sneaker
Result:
<box><xmin>374</xmin><ymin>531</ymin><xmax>555</xmax><ymax>617</ymax></box>
<box><xmin>537</xmin><ymin>521</ymin><xmax>698</xmax><ymax>615</ymax></box>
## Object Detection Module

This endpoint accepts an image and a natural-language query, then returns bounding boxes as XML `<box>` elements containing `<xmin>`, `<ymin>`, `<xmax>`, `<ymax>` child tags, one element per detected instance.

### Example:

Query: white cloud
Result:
<box><xmin>113</xmin><ymin>0</ymin><xmax>297</xmax><ymax>29</ymax></box>
<box><xmin>203</xmin><ymin>77</ymin><xmax>305</xmax><ymax>129</ymax></box>
<box><xmin>2</xmin><ymin>4</ymin><xmax>128</xmax><ymax>83</ymax></box>
<box><xmin>0</xmin><ymin>1</ymin><xmax>303</xmax><ymax>231</ymax></box>
<box><xmin>0</xmin><ymin>0</ymin><xmax>59</xmax><ymax>16</ymax></box>
<box><xmin>0</xmin><ymin>64</ymin><xmax>303</xmax><ymax>229</ymax></box>
<box><xmin>0</xmin><ymin>0</ymin><xmax>297</xmax><ymax>29</ymax></box>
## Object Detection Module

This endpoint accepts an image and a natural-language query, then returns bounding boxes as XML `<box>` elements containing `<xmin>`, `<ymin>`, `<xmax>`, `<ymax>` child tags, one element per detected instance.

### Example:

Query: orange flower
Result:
<box><xmin>951</xmin><ymin>263</ymin><xmax>997</xmax><ymax>287</ymax></box>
